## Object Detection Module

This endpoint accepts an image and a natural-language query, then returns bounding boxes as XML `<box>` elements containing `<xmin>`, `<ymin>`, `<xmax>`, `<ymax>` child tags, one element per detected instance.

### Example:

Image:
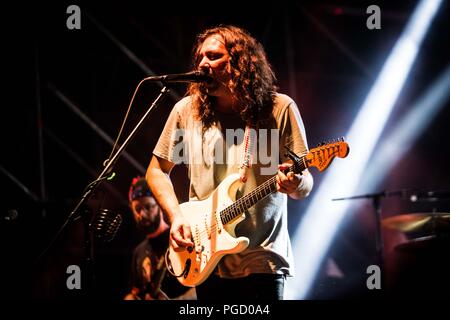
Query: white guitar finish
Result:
<box><xmin>166</xmin><ymin>140</ymin><xmax>350</xmax><ymax>287</ymax></box>
<box><xmin>167</xmin><ymin>173</ymin><xmax>249</xmax><ymax>287</ymax></box>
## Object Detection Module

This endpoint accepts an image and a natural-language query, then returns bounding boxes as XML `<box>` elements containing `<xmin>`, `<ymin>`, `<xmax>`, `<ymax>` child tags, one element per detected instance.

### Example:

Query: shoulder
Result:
<box><xmin>166</xmin><ymin>96</ymin><xmax>195</xmax><ymax>127</ymax></box>
<box><xmin>173</xmin><ymin>96</ymin><xmax>194</xmax><ymax>114</ymax></box>
<box><xmin>272</xmin><ymin>93</ymin><xmax>299</xmax><ymax>117</ymax></box>
<box><xmin>273</xmin><ymin>93</ymin><xmax>295</xmax><ymax>107</ymax></box>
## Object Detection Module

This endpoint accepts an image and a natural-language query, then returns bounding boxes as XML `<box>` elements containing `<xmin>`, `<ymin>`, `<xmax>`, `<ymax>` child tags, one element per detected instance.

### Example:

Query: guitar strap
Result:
<box><xmin>238</xmin><ymin>125</ymin><xmax>255</xmax><ymax>183</ymax></box>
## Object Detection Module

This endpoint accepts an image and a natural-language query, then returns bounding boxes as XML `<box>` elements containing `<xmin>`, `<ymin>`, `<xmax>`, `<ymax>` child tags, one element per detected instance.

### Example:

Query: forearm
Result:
<box><xmin>146</xmin><ymin>157</ymin><xmax>182</xmax><ymax>223</ymax></box>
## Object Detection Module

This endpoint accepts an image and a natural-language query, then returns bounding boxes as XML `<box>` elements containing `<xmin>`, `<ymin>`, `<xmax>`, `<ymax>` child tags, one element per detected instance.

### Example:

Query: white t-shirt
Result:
<box><xmin>153</xmin><ymin>93</ymin><xmax>312</xmax><ymax>278</ymax></box>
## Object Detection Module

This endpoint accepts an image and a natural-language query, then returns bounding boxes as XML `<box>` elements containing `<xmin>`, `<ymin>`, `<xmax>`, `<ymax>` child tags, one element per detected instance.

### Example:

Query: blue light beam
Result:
<box><xmin>286</xmin><ymin>0</ymin><xmax>442</xmax><ymax>299</ymax></box>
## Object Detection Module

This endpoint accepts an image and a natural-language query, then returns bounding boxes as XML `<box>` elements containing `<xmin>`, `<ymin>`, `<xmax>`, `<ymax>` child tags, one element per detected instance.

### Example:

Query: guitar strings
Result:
<box><xmin>193</xmin><ymin>174</ymin><xmax>275</xmax><ymax>241</ymax></box>
<box><xmin>197</xmin><ymin>140</ymin><xmax>341</xmax><ymax>239</ymax></box>
<box><xmin>191</xmin><ymin>132</ymin><xmax>317</xmax><ymax>241</ymax></box>
<box><xmin>193</xmin><ymin>149</ymin><xmax>309</xmax><ymax>241</ymax></box>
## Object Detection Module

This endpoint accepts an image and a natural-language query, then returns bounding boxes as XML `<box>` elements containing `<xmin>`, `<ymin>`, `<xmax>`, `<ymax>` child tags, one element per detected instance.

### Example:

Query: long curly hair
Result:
<box><xmin>187</xmin><ymin>25</ymin><xmax>277</xmax><ymax>129</ymax></box>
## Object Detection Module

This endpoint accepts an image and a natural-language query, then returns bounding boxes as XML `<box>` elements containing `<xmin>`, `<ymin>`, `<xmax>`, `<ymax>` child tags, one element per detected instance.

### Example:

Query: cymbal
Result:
<box><xmin>382</xmin><ymin>212</ymin><xmax>450</xmax><ymax>233</ymax></box>
<box><xmin>395</xmin><ymin>235</ymin><xmax>450</xmax><ymax>253</ymax></box>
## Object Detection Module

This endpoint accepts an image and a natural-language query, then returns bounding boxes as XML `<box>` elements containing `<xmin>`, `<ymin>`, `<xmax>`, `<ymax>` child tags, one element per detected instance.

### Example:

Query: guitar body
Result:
<box><xmin>166</xmin><ymin>140</ymin><xmax>349</xmax><ymax>287</ymax></box>
<box><xmin>167</xmin><ymin>173</ymin><xmax>250</xmax><ymax>287</ymax></box>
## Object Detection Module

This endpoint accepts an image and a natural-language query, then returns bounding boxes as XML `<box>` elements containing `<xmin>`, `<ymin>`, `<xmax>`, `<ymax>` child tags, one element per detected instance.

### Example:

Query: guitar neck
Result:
<box><xmin>149</xmin><ymin>257</ymin><xmax>167</xmax><ymax>298</ymax></box>
<box><xmin>220</xmin><ymin>154</ymin><xmax>308</xmax><ymax>225</ymax></box>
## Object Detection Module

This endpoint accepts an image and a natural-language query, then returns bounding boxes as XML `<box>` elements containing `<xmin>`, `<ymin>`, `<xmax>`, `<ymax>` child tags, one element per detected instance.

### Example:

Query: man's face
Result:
<box><xmin>130</xmin><ymin>196</ymin><xmax>160</xmax><ymax>229</ymax></box>
<box><xmin>198</xmin><ymin>35</ymin><xmax>231</xmax><ymax>97</ymax></box>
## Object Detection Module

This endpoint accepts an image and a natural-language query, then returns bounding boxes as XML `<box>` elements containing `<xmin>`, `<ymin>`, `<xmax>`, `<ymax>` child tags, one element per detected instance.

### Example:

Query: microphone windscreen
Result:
<box><xmin>90</xmin><ymin>209</ymin><xmax>122</xmax><ymax>242</ymax></box>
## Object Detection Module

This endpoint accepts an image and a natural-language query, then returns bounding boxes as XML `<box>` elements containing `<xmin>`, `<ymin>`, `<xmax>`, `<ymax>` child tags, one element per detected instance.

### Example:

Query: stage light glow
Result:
<box><xmin>286</xmin><ymin>0</ymin><xmax>442</xmax><ymax>299</ymax></box>
<box><xmin>359</xmin><ymin>64</ymin><xmax>450</xmax><ymax>193</ymax></box>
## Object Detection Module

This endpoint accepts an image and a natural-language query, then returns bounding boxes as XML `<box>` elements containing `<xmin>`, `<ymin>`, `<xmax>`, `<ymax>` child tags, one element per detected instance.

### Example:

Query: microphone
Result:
<box><xmin>144</xmin><ymin>70</ymin><xmax>212</xmax><ymax>83</ymax></box>
<box><xmin>90</xmin><ymin>209</ymin><xmax>123</xmax><ymax>242</ymax></box>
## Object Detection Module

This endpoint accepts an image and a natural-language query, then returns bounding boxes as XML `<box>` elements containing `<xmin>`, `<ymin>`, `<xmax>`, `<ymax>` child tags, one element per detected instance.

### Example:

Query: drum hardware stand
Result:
<box><xmin>333</xmin><ymin>189</ymin><xmax>408</xmax><ymax>292</ymax></box>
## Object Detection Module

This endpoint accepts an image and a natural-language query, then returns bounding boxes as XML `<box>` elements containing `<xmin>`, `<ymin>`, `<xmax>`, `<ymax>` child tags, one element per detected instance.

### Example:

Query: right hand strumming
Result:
<box><xmin>170</xmin><ymin>215</ymin><xmax>194</xmax><ymax>251</ymax></box>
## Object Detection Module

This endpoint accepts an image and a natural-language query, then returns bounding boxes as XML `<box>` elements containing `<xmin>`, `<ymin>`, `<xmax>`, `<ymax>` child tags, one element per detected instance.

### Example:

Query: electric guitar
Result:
<box><xmin>165</xmin><ymin>139</ymin><xmax>350</xmax><ymax>287</ymax></box>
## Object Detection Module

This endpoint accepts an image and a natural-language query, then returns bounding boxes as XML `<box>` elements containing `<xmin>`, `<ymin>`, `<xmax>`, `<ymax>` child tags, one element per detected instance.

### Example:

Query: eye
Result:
<box><xmin>144</xmin><ymin>204</ymin><xmax>157</xmax><ymax>211</ymax></box>
<box><xmin>207</xmin><ymin>52</ymin><xmax>222</xmax><ymax>60</ymax></box>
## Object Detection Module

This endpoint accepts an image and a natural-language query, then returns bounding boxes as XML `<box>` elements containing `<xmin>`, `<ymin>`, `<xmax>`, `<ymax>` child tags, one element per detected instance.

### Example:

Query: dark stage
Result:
<box><xmin>1</xmin><ymin>1</ymin><xmax>449</xmax><ymax>302</ymax></box>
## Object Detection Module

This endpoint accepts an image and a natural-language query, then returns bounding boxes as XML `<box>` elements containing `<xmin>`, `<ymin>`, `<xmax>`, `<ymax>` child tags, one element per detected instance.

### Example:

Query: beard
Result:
<box><xmin>136</xmin><ymin>208</ymin><xmax>161</xmax><ymax>236</ymax></box>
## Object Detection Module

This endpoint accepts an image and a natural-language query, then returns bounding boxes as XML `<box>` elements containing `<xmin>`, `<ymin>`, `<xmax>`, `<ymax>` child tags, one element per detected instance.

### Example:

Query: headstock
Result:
<box><xmin>306</xmin><ymin>138</ymin><xmax>349</xmax><ymax>172</ymax></box>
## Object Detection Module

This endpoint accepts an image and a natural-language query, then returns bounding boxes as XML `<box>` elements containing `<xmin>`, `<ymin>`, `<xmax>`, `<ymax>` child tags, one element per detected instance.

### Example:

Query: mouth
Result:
<box><xmin>202</xmin><ymin>72</ymin><xmax>214</xmax><ymax>84</ymax></box>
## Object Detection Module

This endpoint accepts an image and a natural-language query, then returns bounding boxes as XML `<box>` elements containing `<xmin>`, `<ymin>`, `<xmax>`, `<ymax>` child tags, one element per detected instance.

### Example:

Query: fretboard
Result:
<box><xmin>220</xmin><ymin>154</ymin><xmax>308</xmax><ymax>225</ymax></box>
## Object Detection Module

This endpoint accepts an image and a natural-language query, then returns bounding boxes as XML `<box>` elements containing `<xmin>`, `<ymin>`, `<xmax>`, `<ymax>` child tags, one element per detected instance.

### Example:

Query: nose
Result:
<box><xmin>137</xmin><ymin>208</ymin><xmax>147</xmax><ymax>216</ymax></box>
<box><xmin>198</xmin><ymin>56</ymin><xmax>211</xmax><ymax>70</ymax></box>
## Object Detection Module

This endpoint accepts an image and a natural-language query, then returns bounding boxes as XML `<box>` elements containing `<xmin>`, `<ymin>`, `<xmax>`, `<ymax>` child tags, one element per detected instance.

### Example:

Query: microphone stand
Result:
<box><xmin>35</xmin><ymin>85</ymin><xmax>171</xmax><ymax>297</ymax></box>
<box><xmin>332</xmin><ymin>189</ymin><xmax>407</xmax><ymax>292</ymax></box>
<box><xmin>83</xmin><ymin>207</ymin><xmax>95</xmax><ymax>297</ymax></box>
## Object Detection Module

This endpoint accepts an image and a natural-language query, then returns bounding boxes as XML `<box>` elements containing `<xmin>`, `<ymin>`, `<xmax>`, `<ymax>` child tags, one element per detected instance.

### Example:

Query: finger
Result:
<box><xmin>170</xmin><ymin>237</ymin><xmax>182</xmax><ymax>251</ymax></box>
<box><xmin>277</xmin><ymin>170</ymin><xmax>288</xmax><ymax>183</ymax></box>
<box><xmin>172</xmin><ymin>229</ymin><xmax>193</xmax><ymax>248</ymax></box>
<box><xmin>278</xmin><ymin>177</ymin><xmax>298</xmax><ymax>193</ymax></box>
<box><xmin>171</xmin><ymin>228</ymin><xmax>187</xmax><ymax>246</ymax></box>
<box><xmin>287</xmin><ymin>172</ymin><xmax>302</xmax><ymax>187</ymax></box>
<box><xmin>175</xmin><ymin>236</ymin><xmax>192</xmax><ymax>248</ymax></box>
<box><xmin>278</xmin><ymin>163</ymin><xmax>292</xmax><ymax>171</ymax></box>
<box><xmin>276</xmin><ymin>177</ymin><xmax>290</xmax><ymax>193</ymax></box>
<box><xmin>181</xmin><ymin>225</ymin><xmax>194</xmax><ymax>246</ymax></box>
<box><xmin>277</xmin><ymin>184</ymin><xmax>291</xmax><ymax>194</ymax></box>
<box><xmin>281</xmin><ymin>182</ymin><xmax>296</xmax><ymax>191</ymax></box>
<box><xmin>285</xmin><ymin>172</ymin><xmax>296</xmax><ymax>185</ymax></box>
<box><xmin>171</xmin><ymin>234</ymin><xmax>191</xmax><ymax>252</ymax></box>
<box><xmin>276</xmin><ymin>175</ymin><xmax>288</xmax><ymax>191</ymax></box>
